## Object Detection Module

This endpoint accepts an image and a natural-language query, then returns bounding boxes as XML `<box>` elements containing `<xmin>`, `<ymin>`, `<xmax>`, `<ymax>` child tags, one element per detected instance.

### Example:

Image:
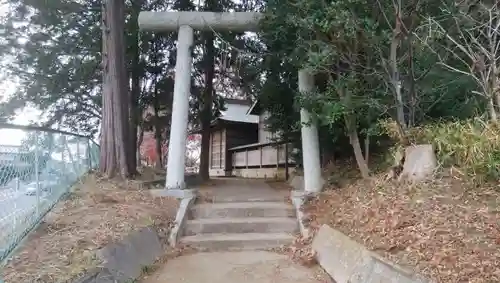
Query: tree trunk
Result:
<box><xmin>364</xmin><ymin>135</ymin><xmax>370</xmax><ymax>165</ymax></box>
<box><xmin>128</xmin><ymin>0</ymin><xmax>143</xmax><ymax>172</ymax></box>
<box><xmin>153</xmin><ymin>86</ymin><xmax>163</xmax><ymax>169</ymax></box>
<box><xmin>492</xmin><ymin>61</ymin><xmax>499</xmax><ymax>124</ymax></box>
<box><xmin>100</xmin><ymin>0</ymin><xmax>133</xmax><ymax>178</ymax></box>
<box><xmin>391</xmin><ymin>0</ymin><xmax>406</xmax><ymax>134</ymax></box>
<box><xmin>199</xmin><ymin>0</ymin><xmax>217</xmax><ymax>181</ymax></box>
<box><xmin>137</xmin><ymin>119</ymin><xmax>144</xmax><ymax>165</ymax></box>
<box><xmin>339</xmin><ymin>86</ymin><xmax>370</xmax><ymax>179</ymax></box>
<box><xmin>349</xmin><ymin>125</ymin><xmax>370</xmax><ymax>179</ymax></box>
<box><xmin>491</xmin><ymin>95</ymin><xmax>498</xmax><ymax>123</ymax></box>
<box><xmin>407</xmin><ymin>36</ymin><xmax>417</xmax><ymax>128</ymax></box>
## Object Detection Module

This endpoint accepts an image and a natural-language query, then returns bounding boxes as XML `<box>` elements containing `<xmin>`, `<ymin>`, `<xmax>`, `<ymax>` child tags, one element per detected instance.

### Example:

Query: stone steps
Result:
<box><xmin>184</xmin><ymin>217</ymin><xmax>298</xmax><ymax>235</ymax></box>
<box><xmin>180</xmin><ymin>232</ymin><xmax>295</xmax><ymax>250</ymax></box>
<box><xmin>190</xmin><ymin>202</ymin><xmax>295</xmax><ymax>219</ymax></box>
<box><xmin>210</xmin><ymin>194</ymin><xmax>288</xmax><ymax>203</ymax></box>
<box><xmin>180</xmin><ymin>196</ymin><xmax>298</xmax><ymax>250</ymax></box>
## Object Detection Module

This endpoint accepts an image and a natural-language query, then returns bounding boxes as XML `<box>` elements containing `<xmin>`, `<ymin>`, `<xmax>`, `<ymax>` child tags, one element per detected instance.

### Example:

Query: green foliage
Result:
<box><xmin>0</xmin><ymin>0</ymin><xmax>103</xmax><ymax>135</ymax></box>
<box><xmin>0</xmin><ymin>0</ymin><xmax>265</xmax><ymax>139</ymax></box>
<box><xmin>381</xmin><ymin>118</ymin><xmax>500</xmax><ymax>180</ymax></box>
<box><xmin>259</xmin><ymin>0</ymin><xmax>484</xmax><ymax>170</ymax></box>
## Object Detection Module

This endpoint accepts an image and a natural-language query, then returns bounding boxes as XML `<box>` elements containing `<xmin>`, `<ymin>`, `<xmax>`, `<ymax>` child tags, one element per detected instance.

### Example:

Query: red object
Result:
<box><xmin>140</xmin><ymin>132</ymin><xmax>199</xmax><ymax>166</ymax></box>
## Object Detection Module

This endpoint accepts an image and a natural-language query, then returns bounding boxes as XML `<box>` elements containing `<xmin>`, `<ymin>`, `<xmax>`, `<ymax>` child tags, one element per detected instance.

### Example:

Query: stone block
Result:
<box><xmin>367</xmin><ymin>256</ymin><xmax>428</xmax><ymax>283</ymax></box>
<box><xmin>400</xmin><ymin>144</ymin><xmax>437</xmax><ymax>182</ymax></box>
<box><xmin>169</xmin><ymin>195</ymin><xmax>196</xmax><ymax>247</ymax></box>
<box><xmin>97</xmin><ymin>227</ymin><xmax>163</xmax><ymax>282</ymax></box>
<box><xmin>312</xmin><ymin>224</ymin><xmax>373</xmax><ymax>283</ymax></box>
<box><xmin>311</xmin><ymin>224</ymin><xmax>431</xmax><ymax>283</ymax></box>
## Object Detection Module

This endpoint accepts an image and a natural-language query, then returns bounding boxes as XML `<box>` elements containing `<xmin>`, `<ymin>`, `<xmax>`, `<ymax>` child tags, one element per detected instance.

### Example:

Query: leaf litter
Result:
<box><xmin>2</xmin><ymin>172</ymin><xmax>179</xmax><ymax>283</ymax></box>
<box><xmin>301</xmin><ymin>166</ymin><xmax>500</xmax><ymax>283</ymax></box>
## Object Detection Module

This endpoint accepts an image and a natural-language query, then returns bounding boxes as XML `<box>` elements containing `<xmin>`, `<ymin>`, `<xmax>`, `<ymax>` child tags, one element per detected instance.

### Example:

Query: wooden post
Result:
<box><xmin>219</xmin><ymin>130</ymin><xmax>223</xmax><ymax>169</ymax></box>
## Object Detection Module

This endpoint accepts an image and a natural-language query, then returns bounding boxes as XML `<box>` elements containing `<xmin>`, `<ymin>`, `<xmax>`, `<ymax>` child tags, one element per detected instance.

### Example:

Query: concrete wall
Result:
<box><xmin>209</xmin><ymin>168</ymin><xmax>231</xmax><ymax>177</ymax></box>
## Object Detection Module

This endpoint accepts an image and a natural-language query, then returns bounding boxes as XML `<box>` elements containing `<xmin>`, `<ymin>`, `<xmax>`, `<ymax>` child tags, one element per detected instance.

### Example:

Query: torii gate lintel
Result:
<box><xmin>138</xmin><ymin>12</ymin><xmax>322</xmax><ymax>195</ymax></box>
<box><xmin>138</xmin><ymin>11</ymin><xmax>262</xmax><ymax>32</ymax></box>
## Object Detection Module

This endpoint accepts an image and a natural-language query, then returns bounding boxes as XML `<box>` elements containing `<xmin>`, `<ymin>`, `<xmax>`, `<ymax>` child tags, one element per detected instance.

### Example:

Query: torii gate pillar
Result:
<box><xmin>138</xmin><ymin>12</ymin><xmax>322</xmax><ymax>195</ymax></box>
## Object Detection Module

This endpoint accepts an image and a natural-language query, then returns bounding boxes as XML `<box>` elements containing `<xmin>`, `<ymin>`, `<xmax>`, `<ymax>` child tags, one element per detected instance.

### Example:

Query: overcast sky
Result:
<box><xmin>0</xmin><ymin>3</ymin><xmax>43</xmax><ymax>146</ymax></box>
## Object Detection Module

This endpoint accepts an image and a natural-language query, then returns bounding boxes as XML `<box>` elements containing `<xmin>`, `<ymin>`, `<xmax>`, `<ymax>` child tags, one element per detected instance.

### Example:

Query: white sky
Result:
<box><xmin>0</xmin><ymin>3</ymin><xmax>43</xmax><ymax>147</ymax></box>
<box><xmin>0</xmin><ymin>76</ymin><xmax>41</xmax><ymax>146</ymax></box>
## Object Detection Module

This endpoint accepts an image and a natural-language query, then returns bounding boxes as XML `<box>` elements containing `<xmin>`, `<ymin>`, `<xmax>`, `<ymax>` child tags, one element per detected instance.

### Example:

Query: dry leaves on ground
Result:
<box><xmin>2</xmin><ymin>173</ymin><xmax>179</xmax><ymax>283</ymax></box>
<box><xmin>303</xmin><ymin>171</ymin><xmax>500</xmax><ymax>283</ymax></box>
<box><xmin>284</xmin><ymin>235</ymin><xmax>318</xmax><ymax>267</ymax></box>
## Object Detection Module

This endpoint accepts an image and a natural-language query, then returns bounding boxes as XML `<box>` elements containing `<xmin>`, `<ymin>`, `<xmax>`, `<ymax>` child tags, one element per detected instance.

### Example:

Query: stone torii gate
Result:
<box><xmin>138</xmin><ymin>11</ymin><xmax>323</xmax><ymax>195</ymax></box>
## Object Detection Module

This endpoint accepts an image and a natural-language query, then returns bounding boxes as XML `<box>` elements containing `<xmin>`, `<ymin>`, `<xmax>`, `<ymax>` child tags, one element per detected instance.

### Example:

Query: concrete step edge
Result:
<box><xmin>186</xmin><ymin>217</ymin><xmax>297</xmax><ymax>225</ymax></box>
<box><xmin>192</xmin><ymin>202</ymin><xmax>292</xmax><ymax>209</ymax></box>
<box><xmin>181</xmin><ymin>232</ymin><xmax>295</xmax><ymax>242</ymax></box>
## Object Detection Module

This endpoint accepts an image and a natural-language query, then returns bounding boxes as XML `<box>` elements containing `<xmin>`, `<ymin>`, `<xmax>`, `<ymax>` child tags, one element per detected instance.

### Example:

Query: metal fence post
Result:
<box><xmin>61</xmin><ymin>135</ymin><xmax>66</xmax><ymax>182</ymax></box>
<box><xmin>14</xmin><ymin>177</ymin><xmax>19</xmax><ymax>228</ymax></box>
<box><xmin>34</xmin><ymin>132</ymin><xmax>40</xmax><ymax>216</ymax></box>
<box><xmin>87</xmin><ymin>139</ymin><xmax>92</xmax><ymax>170</ymax></box>
<box><xmin>76</xmin><ymin>138</ymin><xmax>81</xmax><ymax>175</ymax></box>
<box><xmin>64</xmin><ymin>137</ymin><xmax>77</xmax><ymax>180</ymax></box>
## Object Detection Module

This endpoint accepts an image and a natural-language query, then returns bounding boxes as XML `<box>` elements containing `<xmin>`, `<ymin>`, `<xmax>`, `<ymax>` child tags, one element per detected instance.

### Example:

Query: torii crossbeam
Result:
<box><xmin>138</xmin><ymin>12</ymin><xmax>323</xmax><ymax>196</ymax></box>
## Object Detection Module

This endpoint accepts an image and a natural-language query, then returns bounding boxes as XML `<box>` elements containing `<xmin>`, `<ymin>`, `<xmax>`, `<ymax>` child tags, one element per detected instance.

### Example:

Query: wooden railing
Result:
<box><xmin>228</xmin><ymin>141</ymin><xmax>293</xmax><ymax>168</ymax></box>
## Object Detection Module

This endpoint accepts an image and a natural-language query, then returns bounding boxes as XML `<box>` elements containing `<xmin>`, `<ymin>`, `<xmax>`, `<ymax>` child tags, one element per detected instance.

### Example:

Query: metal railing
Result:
<box><xmin>0</xmin><ymin>124</ymin><xmax>99</xmax><ymax>262</ymax></box>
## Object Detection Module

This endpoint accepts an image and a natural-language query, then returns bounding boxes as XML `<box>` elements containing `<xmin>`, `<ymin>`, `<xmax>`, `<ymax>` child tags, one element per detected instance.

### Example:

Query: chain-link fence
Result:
<box><xmin>0</xmin><ymin>124</ymin><xmax>99</xmax><ymax>262</ymax></box>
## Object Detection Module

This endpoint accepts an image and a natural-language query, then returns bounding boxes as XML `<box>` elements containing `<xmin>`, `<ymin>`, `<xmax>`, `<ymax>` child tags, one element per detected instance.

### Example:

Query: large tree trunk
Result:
<box><xmin>199</xmin><ymin>0</ymin><xmax>217</xmax><ymax>181</ymax></box>
<box><xmin>153</xmin><ymin>86</ymin><xmax>163</xmax><ymax>169</ymax></box>
<box><xmin>137</xmin><ymin>118</ymin><xmax>144</xmax><ymax>165</ymax></box>
<box><xmin>128</xmin><ymin>0</ymin><xmax>143</xmax><ymax>172</ymax></box>
<box><xmin>100</xmin><ymin>0</ymin><xmax>134</xmax><ymax>178</ymax></box>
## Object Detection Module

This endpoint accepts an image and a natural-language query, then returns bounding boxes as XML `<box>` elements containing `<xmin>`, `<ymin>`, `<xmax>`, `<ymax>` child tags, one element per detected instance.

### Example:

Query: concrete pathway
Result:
<box><xmin>141</xmin><ymin>251</ymin><xmax>332</xmax><ymax>283</ymax></box>
<box><xmin>197</xmin><ymin>178</ymin><xmax>290</xmax><ymax>202</ymax></box>
<box><xmin>143</xmin><ymin>179</ymin><xmax>332</xmax><ymax>283</ymax></box>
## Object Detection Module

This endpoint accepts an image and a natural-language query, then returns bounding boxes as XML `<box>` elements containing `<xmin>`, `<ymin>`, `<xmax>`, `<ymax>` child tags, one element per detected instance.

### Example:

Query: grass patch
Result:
<box><xmin>381</xmin><ymin>118</ymin><xmax>500</xmax><ymax>182</ymax></box>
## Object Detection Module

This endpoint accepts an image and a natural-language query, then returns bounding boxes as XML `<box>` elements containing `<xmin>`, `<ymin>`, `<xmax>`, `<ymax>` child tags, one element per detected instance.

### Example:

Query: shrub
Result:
<box><xmin>380</xmin><ymin>118</ymin><xmax>500</xmax><ymax>180</ymax></box>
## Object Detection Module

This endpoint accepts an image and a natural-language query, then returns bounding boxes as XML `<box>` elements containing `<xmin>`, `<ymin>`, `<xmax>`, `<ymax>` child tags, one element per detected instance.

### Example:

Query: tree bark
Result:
<box><xmin>128</xmin><ymin>0</ymin><xmax>143</xmax><ymax>172</ymax></box>
<box><xmin>137</xmin><ymin>118</ymin><xmax>144</xmax><ymax>165</ymax></box>
<box><xmin>349</xmin><ymin>125</ymin><xmax>370</xmax><ymax>179</ymax></box>
<box><xmin>153</xmin><ymin>85</ymin><xmax>163</xmax><ymax>169</ymax></box>
<box><xmin>100</xmin><ymin>0</ymin><xmax>133</xmax><ymax>178</ymax></box>
<box><xmin>490</xmin><ymin>95</ymin><xmax>498</xmax><ymax>123</ymax></box>
<box><xmin>199</xmin><ymin>0</ymin><xmax>217</xmax><ymax>181</ymax></box>
<box><xmin>407</xmin><ymin>35</ymin><xmax>417</xmax><ymax>128</ymax></box>
<box><xmin>390</xmin><ymin>0</ymin><xmax>406</xmax><ymax>134</ymax></box>
<box><xmin>339</xmin><ymin>86</ymin><xmax>370</xmax><ymax>179</ymax></box>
